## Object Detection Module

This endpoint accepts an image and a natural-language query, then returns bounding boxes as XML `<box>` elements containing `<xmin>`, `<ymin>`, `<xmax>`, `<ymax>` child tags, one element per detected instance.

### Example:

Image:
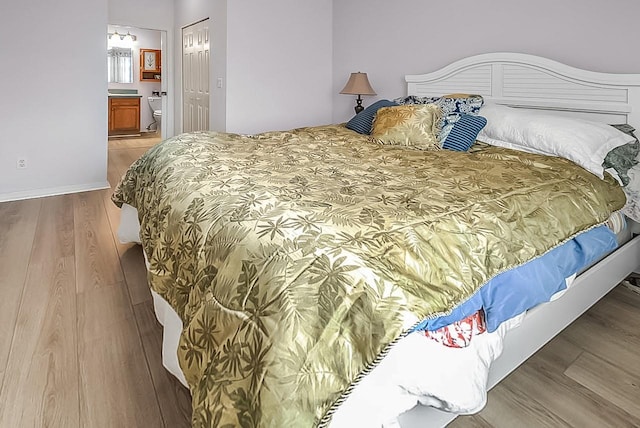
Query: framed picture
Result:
<box><xmin>143</xmin><ymin>50</ymin><xmax>157</xmax><ymax>71</ymax></box>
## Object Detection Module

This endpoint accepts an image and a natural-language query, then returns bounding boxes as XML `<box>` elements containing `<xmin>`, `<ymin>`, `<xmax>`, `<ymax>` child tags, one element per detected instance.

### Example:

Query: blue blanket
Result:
<box><xmin>413</xmin><ymin>225</ymin><xmax>618</xmax><ymax>333</ymax></box>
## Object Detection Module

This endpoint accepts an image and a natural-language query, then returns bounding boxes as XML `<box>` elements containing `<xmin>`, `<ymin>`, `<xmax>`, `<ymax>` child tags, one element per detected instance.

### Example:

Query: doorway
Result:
<box><xmin>107</xmin><ymin>25</ymin><xmax>168</xmax><ymax>143</ymax></box>
<box><xmin>182</xmin><ymin>19</ymin><xmax>210</xmax><ymax>133</ymax></box>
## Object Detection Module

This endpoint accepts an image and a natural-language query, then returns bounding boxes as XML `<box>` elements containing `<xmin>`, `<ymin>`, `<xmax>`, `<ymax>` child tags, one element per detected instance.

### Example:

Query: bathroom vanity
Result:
<box><xmin>108</xmin><ymin>92</ymin><xmax>141</xmax><ymax>136</ymax></box>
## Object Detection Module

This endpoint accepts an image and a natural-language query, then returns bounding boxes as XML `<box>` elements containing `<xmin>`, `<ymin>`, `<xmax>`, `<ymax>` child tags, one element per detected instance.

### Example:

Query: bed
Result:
<box><xmin>113</xmin><ymin>52</ymin><xmax>640</xmax><ymax>427</ymax></box>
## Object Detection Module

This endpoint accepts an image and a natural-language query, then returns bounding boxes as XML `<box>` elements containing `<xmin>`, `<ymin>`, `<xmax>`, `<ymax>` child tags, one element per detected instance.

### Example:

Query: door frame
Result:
<box><xmin>106</xmin><ymin>23</ymin><xmax>174</xmax><ymax>139</ymax></box>
<box><xmin>159</xmin><ymin>29</ymin><xmax>170</xmax><ymax>138</ymax></box>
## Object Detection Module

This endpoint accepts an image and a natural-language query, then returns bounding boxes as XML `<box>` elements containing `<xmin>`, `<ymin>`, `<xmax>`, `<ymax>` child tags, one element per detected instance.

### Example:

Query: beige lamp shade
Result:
<box><xmin>340</xmin><ymin>72</ymin><xmax>377</xmax><ymax>96</ymax></box>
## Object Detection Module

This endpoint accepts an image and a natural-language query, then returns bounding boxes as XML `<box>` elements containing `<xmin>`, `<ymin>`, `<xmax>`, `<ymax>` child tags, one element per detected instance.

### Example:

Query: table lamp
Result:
<box><xmin>340</xmin><ymin>72</ymin><xmax>377</xmax><ymax>113</ymax></box>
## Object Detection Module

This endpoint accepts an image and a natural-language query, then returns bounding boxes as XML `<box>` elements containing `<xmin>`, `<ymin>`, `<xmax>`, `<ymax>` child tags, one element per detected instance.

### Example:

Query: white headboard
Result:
<box><xmin>406</xmin><ymin>52</ymin><xmax>640</xmax><ymax>128</ymax></box>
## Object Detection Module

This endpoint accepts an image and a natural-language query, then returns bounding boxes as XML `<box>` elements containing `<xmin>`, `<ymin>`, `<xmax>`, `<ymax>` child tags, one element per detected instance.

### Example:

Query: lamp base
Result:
<box><xmin>354</xmin><ymin>95</ymin><xmax>364</xmax><ymax>114</ymax></box>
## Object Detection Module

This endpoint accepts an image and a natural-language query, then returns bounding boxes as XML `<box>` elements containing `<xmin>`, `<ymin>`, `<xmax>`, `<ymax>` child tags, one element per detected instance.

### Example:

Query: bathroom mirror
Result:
<box><xmin>107</xmin><ymin>47</ymin><xmax>133</xmax><ymax>83</ymax></box>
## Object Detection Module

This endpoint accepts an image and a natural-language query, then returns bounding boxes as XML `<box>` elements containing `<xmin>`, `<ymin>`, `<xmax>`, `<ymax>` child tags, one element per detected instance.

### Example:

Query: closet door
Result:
<box><xmin>182</xmin><ymin>19</ymin><xmax>210</xmax><ymax>132</ymax></box>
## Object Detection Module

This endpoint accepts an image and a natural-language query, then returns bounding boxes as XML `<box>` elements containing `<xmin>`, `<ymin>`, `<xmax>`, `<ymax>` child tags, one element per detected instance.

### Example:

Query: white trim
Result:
<box><xmin>406</xmin><ymin>52</ymin><xmax>640</xmax><ymax>86</ymax></box>
<box><xmin>0</xmin><ymin>181</ymin><xmax>110</xmax><ymax>203</ymax></box>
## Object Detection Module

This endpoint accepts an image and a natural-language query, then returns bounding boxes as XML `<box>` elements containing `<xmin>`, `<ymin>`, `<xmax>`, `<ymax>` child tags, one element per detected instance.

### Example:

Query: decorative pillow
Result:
<box><xmin>371</xmin><ymin>104</ymin><xmax>442</xmax><ymax>150</ymax></box>
<box><xmin>442</xmin><ymin>114</ymin><xmax>487</xmax><ymax>152</ymax></box>
<box><xmin>393</xmin><ymin>94</ymin><xmax>484</xmax><ymax>142</ymax></box>
<box><xmin>477</xmin><ymin>104</ymin><xmax>636</xmax><ymax>178</ymax></box>
<box><xmin>345</xmin><ymin>99</ymin><xmax>398</xmax><ymax>135</ymax></box>
<box><xmin>393</xmin><ymin>95</ymin><xmax>440</xmax><ymax>105</ymax></box>
<box><xmin>603</xmin><ymin>124</ymin><xmax>640</xmax><ymax>186</ymax></box>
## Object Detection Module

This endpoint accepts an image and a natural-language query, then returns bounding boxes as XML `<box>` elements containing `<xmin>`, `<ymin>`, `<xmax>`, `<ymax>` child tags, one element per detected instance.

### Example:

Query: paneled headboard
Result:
<box><xmin>405</xmin><ymin>52</ymin><xmax>640</xmax><ymax>128</ymax></box>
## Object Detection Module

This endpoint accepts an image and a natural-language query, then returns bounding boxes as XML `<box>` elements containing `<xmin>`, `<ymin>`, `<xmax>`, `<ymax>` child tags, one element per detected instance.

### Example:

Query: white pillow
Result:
<box><xmin>477</xmin><ymin>104</ymin><xmax>635</xmax><ymax>178</ymax></box>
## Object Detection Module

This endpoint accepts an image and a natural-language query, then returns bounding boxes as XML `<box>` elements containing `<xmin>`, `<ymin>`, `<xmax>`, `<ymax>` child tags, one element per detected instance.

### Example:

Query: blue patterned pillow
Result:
<box><xmin>393</xmin><ymin>95</ymin><xmax>484</xmax><ymax>141</ymax></box>
<box><xmin>346</xmin><ymin>99</ymin><xmax>398</xmax><ymax>135</ymax></box>
<box><xmin>442</xmin><ymin>114</ymin><xmax>487</xmax><ymax>152</ymax></box>
<box><xmin>393</xmin><ymin>95</ymin><xmax>441</xmax><ymax>106</ymax></box>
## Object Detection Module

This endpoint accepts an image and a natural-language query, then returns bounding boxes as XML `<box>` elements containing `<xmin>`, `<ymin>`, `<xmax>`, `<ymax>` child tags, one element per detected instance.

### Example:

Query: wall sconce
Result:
<box><xmin>340</xmin><ymin>72</ymin><xmax>376</xmax><ymax>114</ymax></box>
<box><xmin>108</xmin><ymin>30</ymin><xmax>137</xmax><ymax>42</ymax></box>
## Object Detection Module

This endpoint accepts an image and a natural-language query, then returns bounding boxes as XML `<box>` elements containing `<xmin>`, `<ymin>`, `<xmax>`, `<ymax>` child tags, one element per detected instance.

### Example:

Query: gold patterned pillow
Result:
<box><xmin>371</xmin><ymin>104</ymin><xmax>442</xmax><ymax>150</ymax></box>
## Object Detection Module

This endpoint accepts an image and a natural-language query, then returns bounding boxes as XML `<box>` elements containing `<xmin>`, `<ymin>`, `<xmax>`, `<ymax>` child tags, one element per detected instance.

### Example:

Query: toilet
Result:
<box><xmin>148</xmin><ymin>96</ymin><xmax>162</xmax><ymax>131</ymax></box>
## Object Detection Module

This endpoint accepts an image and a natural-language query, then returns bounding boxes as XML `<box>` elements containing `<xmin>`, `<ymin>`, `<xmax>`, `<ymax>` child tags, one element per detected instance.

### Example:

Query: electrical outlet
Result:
<box><xmin>17</xmin><ymin>158</ymin><xmax>27</xmax><ymax>169</ymax></box>
<box><xmin>217</xmin><ymin>78</ymin><xmax>223</xmax><ymax>88</ymax></box>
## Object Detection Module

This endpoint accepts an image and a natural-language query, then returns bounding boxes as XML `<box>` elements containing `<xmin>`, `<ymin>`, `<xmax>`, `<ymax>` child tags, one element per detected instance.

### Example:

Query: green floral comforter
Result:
<box><xmin>112</xmin><ymin>124</ymin><xmax>624</xmax><ymax>427</ymax></box>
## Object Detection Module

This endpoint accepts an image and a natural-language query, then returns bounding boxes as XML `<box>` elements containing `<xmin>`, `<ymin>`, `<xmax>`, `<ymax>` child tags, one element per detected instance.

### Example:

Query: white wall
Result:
<box><xmin>109</xmin><ymin>0</ymin><xmax>174</xmax><ymax>30</ymax></box>
<box><xmin>174</xmin><ymin>0</ymin><xmax>333</xmax><ymax>135</ymax></box>
<box><xmin>332</xmin><ymin>0</ymin><xmax>640</xmax><ymax>122</ymax></box>
<box><xmin>0</xmin><ymin>0</ymin><xmax>177</xmax><ymax>201</ymax></box>
<box><xmin>108</xmin><ymin>26</ymin><xmax>162</xmax><ymax>132</ymax></box>
<box><xmin>225</xmin><ymin>1</ymin><xmax>333</xmax><ymax>134</ymax></box>
<box><xmin>0</xmin><ymin>0</ymin><xmax>109</xmax><ymax>201</ymax></box>
<box><xmin>0</xmin><ymin>0</ymin><xmax>333</xmax><ymax>202</ymax></box>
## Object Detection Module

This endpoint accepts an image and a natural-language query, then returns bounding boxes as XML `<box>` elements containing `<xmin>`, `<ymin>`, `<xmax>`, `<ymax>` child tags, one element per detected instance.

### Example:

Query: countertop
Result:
<box><xmin>108</xmin><ymin>93</ymin><xmax>143</xmax><ymax>98</ymax></box>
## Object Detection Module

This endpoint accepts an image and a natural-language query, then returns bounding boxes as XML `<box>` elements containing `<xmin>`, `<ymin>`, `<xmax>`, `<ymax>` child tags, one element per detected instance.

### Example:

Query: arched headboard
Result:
<box><xmin>405</xmin><ymin>52</ymin><xmax>640</xmax><ymax>128</ymax></box>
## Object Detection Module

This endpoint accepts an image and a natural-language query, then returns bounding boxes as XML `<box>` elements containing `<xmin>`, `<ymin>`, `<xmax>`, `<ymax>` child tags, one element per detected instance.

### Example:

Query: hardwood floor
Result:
<box><xmin>0</xmin><ymin>135</ymin><xmax>190</xmax><ymax>428</ymax></box>
<box><xmin>452</xmin><ymin>285</ymin><xmax>640</xmax><ymax>428</ymax></box>
<box><xmin>0</xmin><ymin>134</ymin><xmax>638</xmax><ymax>427</ymax></box>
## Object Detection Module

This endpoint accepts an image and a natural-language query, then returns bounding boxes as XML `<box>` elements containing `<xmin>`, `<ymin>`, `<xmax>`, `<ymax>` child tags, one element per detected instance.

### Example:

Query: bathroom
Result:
<box><xmin>107</xmin><ymin>24</ymin><xmax>163</xmax><ymax>139</ymax></box>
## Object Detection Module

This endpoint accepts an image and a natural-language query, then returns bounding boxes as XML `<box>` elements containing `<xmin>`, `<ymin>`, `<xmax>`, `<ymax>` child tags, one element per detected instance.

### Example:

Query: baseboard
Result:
<box><xmin>0</xmin><ymin>181</ymin><xmax>111</xmax><ymax>203</ymax></box>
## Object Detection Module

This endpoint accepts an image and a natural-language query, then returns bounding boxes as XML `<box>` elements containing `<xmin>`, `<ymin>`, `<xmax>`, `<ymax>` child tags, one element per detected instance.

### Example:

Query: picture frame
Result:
<box><xmin>143</xmin><ymin>51</ymin><xmax>157</xmax><ymax>71</ymax></box>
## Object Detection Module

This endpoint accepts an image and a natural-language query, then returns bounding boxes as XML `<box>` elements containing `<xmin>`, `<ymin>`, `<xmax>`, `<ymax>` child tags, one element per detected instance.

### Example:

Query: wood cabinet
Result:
<box><xmin>108</xmin><ymin>97</ymin><xmax>140</xmax><ymax>136</ymax></box>
<box><xmin>140</xmin><ymin>49</ymin><xmax>161</xmax><ymax>82</ymax></box>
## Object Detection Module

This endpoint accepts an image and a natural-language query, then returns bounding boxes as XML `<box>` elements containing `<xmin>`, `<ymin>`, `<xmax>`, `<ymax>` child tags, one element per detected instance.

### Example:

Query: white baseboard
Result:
<box><xmin>0</xmin><ymin>181</ymin><xmax>111</xmax><ymax>203</ymax></box>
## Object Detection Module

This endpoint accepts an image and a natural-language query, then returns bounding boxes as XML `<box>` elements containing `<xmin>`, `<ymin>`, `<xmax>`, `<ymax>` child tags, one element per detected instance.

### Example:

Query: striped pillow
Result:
<box><xmin>346</xmin><ymin>99</ymin><xmax>398</xmax><ymax>135</ymax></box>
<box><xmin>442</xmin><ymin>114</ymin><xmax>487</xmax><ymax>151</ymax></box>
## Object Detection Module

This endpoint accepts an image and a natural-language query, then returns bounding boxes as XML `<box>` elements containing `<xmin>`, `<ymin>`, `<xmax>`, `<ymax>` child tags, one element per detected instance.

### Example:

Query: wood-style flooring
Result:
<box><xmin>0</xmin><ymin>135</ymin><xmax>191</xmax><ymax>428</ymax></box>
<box><xmin>0</xmin><ymin>135</ymin><xmax>639</xmax><ymax>427</ymax></box>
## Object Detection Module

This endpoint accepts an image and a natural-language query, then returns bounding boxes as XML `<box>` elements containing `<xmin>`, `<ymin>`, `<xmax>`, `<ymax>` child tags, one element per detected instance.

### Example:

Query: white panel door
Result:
<box><xmin>182</xmin><ymin>19</ymin><xmax>210</xmax><ymax>133</ymax></box>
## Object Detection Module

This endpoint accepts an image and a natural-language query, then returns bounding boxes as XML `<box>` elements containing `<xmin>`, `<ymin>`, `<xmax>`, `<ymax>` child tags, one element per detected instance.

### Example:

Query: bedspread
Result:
<box><xmin>112</xmin><ymin>125</ymin><xmax>625</xmax><ymax>427</ymax></box>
